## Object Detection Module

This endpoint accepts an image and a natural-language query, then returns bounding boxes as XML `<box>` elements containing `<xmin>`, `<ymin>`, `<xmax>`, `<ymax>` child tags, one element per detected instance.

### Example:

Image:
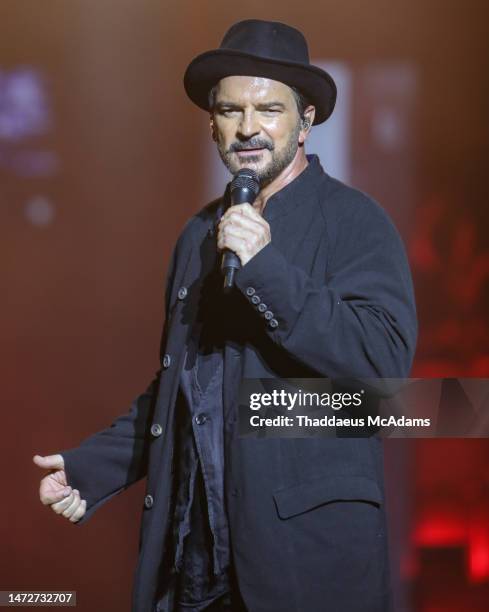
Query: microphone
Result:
<box><xmin>221</xmin><ymin>168</ymin><xmax>260</xmax><ymax>292</ymax></box>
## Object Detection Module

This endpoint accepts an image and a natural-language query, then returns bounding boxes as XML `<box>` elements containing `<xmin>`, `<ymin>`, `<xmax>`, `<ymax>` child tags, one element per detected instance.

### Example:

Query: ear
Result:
<box><xmin>299</xmin><ymin>105</ymin><xmax>316</xmax><ymax>144</ymax></box>
<box><xmin>209</xmin><ymin>114</ymin><xmax>217</xmax><ymax>141</ymax></box>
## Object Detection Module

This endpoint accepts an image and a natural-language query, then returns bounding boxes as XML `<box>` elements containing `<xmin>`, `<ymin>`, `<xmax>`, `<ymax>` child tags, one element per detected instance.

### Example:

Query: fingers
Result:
<box><xmin>217</xmin><ymin>204</ymin><xmax>271</xmax><ymax>266</ymax></box>
<box><xmin>34</xmin><ymin>453</ymin><xmax>86</xmax><ymax>522</ymax></box>
<box><xmin>69</xmin><ymin>499</ymin><xmax>87</xmax><ymax>523</ymax></box>
<box><xmin>40</xmin><ymin>484</ymin><xmax>72</xmax><ymax>506</ymax></box>
<box><xmin>51</xmin><ymin>488</ymin><xmax>86</xmax><ymax>522</ymax></box>
<box><xmin>217</xmin><ymin>225</ymin><xmax>256</xmax><ymax>265</ymax></box>
<box><xmin>219</xmin><ymin>204</ymin><xmax>269</xmax><ymax>239</ymax></box>
<box><xmin>50</xmin><ymin>488</ymin><xmax>76</xmax><ymax>513</ymax></box>
<box><xmin>219</xmin><ymin>213</ymin><xmax>264</xmax><ymax>241</ymax></box>
<box><xmin>218</xmin><ymin>223</ymin><xmax>257</xmax><ymax>250</ymax></box>
<box><xmin>61</xmin><ymin>489</ymin><xmax>81</xmax><ymax>517</ymax></box>
<box><xmin>220</xmin><ymin>203</ymin><xmax>267</xmax><ymax>227</ymax></box>
<box><xmin>33</xmin><ymin>454</ymin><xmax>65</xmax><ymax>471</ymax></box>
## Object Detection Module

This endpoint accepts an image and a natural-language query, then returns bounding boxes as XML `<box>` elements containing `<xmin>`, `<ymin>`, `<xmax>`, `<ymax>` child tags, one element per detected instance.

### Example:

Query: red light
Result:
<box><xmin>468</xmin><ymin>524</ymin><xmax>489</xmax><ymax>582</ymax></box>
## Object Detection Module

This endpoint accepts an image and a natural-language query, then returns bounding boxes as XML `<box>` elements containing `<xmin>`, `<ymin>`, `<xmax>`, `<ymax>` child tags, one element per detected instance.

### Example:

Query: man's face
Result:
<box><xmin>210</xmin><ymin>76</ymin><xmax>304</xmax><ymax>186</ymax></box>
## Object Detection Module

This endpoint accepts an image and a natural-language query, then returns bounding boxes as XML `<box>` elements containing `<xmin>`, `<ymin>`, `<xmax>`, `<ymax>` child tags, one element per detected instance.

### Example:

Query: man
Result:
<box><xmin>33</xmin><ymin>19</ymin><xmax>417</xmax><ymax>612</ymax></box>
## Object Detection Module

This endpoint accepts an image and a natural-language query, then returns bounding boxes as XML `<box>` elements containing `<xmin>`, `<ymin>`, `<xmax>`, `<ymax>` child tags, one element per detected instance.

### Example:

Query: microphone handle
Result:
<box><xmin>221</xmin><ymin>184</ymin><xmax>258</xmax><ymax>292</ymax></box>
<box><xmin>222</xmin><ymin>250</ymin><xmax>241</xmax><ymax>293</ymax></box>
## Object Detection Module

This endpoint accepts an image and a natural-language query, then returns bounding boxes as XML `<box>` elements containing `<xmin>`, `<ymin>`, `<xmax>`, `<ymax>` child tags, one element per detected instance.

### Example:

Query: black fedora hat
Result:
<box><xmin>183</xmin><ymin>19</ymin><xmax>336</xmax><ymax>125</ymax></box>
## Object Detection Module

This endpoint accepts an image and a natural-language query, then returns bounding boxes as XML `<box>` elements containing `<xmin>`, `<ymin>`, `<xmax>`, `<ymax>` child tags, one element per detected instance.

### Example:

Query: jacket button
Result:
<box><xmin>231</xmin><ymin>488</ymin><xmax>238</xmax><ymax>497</ymax></box>
<box><xmin>251</xmin><ymin>294</ymin><xmax>261</xmax><ymax>305</ymax></box>
<box><xmin>162</xmin><ymin>354</ymin><xmax>171</xmax><ymax>368</ymax></box>
<box><xmin>177</xmin><ymin>287</ymin><xmax>187</xmax><ymax>300</ymax></box>
<box><xmin>194</xmin><ymin>413</ymin><xmax>208</xmax><ymax>425</ymax></box>
<box><xmin>269</xmin><ymin>318</ymin><xmax>279</xmax><ymax>329</ymax></box>
<box><xmin>257</xmin><ymin>303</ymin><xmax>267</xmax><ymax>313</ymax></box>
<box><xmin>245</xmin><ymin>287</ymin><xmax>255</xmax><ymax>297</ymax></box>
<box><xmin>151</xmin><ymin>423</ymin><xmax>163</xmax><ymax>437</ymax></box>
<box><xmin>264</xmin><ymin>310</ymin><xmax>274</xmax><ymax>320</ymax></box>
<box><xmin>144</xmin><ymin>494</ymin><xmax>154</xmax><ymax>509</ymax></box>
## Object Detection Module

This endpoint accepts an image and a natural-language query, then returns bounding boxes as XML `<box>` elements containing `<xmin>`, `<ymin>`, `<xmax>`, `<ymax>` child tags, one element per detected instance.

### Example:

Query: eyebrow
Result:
<box><xmin>216</xmin><ymin>101</ymin><xmax>286</xmax><ymax>110</ymax></box>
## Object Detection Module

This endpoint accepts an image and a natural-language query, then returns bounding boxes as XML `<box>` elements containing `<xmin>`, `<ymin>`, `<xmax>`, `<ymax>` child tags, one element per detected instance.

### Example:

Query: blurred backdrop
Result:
<box><xmin>1</xmin><ymin>1</ymin><xmax>488</xmax><ymax>611</ymax></box>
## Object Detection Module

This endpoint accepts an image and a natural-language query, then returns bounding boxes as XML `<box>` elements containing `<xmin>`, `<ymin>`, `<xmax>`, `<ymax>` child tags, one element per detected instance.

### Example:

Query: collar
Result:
<box><xmin>216</xmin><ymin>154</ymin><xmax>325</xmax><ymax>224</ymax></box>
<box><xmin>260</xmin><ymin>153</ymin><xmax>324</xmax><ymax>221</ymax></box>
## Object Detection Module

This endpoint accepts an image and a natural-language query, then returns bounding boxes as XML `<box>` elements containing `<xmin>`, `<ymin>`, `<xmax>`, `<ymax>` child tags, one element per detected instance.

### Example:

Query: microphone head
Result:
<box><xmin>230</xmin><ymin>168</ymin><xmax>260</xmax><ymax>198</ymax></box>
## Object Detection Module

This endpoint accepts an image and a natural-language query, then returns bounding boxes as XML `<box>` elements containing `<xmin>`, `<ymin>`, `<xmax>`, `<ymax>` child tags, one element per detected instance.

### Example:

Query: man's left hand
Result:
<box><xmin>217</xmin><ymin>203</ymin><xmax>271</xmax><ymax>266</ymax></box>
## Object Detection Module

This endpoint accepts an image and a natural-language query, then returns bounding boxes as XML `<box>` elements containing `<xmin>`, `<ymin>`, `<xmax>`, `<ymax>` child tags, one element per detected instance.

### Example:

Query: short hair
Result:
<box><xmin>289</xmin><ymin>86</ymin><xmax>311</xmax><ymax>121</ymax></box>
<box><xmin>208</xmin><ymin>82</ymin><xmax>311</xmax><ymax>120</ymax></box>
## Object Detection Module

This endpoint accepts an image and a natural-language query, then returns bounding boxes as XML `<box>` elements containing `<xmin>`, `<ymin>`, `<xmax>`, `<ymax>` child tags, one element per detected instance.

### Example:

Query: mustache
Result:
<box><xmin>229</xmin><ymin>138</ymin><xmax>274</xmax><ymax>153</ymax></box>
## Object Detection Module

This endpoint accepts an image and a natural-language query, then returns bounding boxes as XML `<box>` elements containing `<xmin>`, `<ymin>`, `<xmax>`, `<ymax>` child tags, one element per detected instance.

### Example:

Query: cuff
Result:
<box><xmin>234</xmin><ymin>241</ymin><xmax>291</xmax><ymax>337</ymax></box>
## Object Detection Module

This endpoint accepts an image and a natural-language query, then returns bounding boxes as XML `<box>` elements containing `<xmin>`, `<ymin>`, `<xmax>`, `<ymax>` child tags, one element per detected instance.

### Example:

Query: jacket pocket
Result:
<box><xmin>272</xmin><ymin>474</ymin><xmax>382</xmax><ymax>519</ymax></box>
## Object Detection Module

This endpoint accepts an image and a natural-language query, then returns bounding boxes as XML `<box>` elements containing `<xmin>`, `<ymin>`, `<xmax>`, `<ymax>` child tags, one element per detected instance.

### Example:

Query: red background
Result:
<box><xmin>2</xmin><ymin>1</ymin><xmax>488</xmax><ymax>610</ymax></box>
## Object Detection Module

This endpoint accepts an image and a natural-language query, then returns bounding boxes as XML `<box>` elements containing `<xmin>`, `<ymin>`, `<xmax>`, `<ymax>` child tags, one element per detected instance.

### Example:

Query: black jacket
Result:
<box><xmin>59</xmin><ymin>155</ymin><xmax>418</xmax><ymax>611</ymax></box>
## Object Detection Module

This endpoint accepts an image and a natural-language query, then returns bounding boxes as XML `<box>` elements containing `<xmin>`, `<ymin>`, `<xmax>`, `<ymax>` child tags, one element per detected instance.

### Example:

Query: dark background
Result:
<box><xmin>1</xmin><ymin>1</ymin><xmax>488</xmax><ymax>610</ymax></box>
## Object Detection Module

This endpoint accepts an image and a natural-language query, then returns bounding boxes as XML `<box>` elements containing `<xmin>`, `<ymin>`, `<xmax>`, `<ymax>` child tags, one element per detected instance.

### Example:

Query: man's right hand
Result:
<box><xmin>33</xmin><ymin>454</ymin><xmax>87</xmax><ymax>523</ymax></box>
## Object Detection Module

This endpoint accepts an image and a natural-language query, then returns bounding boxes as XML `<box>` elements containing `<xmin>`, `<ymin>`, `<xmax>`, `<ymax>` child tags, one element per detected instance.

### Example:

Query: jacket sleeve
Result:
<box><xmin>57</xmin><ymin>241</ymin><xmax>180</xmax><ymax>525</ymax></box>
<box><xmin>234</xmin><ymin>195</ymin><xmax>418</xmax><ymax>380</ymax></box>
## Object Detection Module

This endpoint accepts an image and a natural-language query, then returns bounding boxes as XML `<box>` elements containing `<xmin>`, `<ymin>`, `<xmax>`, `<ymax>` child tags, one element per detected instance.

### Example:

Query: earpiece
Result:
<box><xmin>302</xmin><ymin>118</ymin><xmax>311</xmax><ymax>129</ymax></box>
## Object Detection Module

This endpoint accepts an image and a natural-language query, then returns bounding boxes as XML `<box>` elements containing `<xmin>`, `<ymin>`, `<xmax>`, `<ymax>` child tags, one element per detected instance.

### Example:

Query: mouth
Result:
<box><xmin>235</xmin><ymin>148</ymin><xmax>266</xmax><ymax>157</ymax></box>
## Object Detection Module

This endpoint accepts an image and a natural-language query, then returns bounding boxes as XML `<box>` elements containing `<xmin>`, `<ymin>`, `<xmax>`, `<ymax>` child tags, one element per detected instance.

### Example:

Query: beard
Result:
<box><xmin>217</xmin><ymin>121</ymin><xmax>301</xmax><ymax>187</ymax></box>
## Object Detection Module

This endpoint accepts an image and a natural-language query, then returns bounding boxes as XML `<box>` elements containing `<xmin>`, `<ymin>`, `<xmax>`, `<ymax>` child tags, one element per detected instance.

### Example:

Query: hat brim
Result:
<box><xmin>183</xmin><ymin>49</ymin><xmax>337</xmax><ymax>125</ymax></box>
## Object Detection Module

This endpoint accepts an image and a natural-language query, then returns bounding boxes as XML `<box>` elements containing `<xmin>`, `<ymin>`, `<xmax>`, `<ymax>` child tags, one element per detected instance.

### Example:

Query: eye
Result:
<box><xmin>220</xmin><ymin>108</ymin><xmax>239</xmax><ymax>117</ymax></box>
<box><xmin>261</xmin><ymin>108</ymin><xmax>281</xmax><ymax>115</ymax></box>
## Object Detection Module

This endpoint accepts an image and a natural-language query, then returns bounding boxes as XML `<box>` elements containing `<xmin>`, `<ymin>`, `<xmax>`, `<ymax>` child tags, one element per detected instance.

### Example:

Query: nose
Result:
<box><xmin>237</xmin><ymin>109</ymin><xmax>260</xmax><ymax>139</ymax></box>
